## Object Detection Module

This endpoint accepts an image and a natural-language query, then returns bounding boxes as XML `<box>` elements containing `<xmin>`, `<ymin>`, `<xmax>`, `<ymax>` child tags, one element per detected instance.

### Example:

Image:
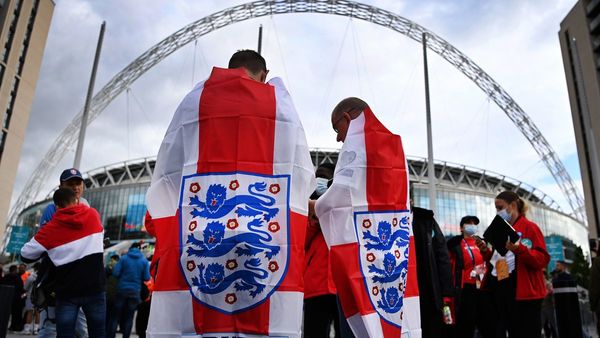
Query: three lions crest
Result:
<box><xmin>180</xmin><ymin>172</ymin><xmax>290</xmax><ymax>314</ymax></box>
<box><xmin>355</xmin><ymin>210</ymin><xmax>411</xmax><ymax>327</ymax></box>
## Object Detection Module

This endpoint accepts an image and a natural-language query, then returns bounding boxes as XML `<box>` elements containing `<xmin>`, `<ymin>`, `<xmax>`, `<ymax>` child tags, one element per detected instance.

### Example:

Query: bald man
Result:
<box><xmin>330</xmin><ymin>97</ymin><xmax>368</xmax><ymax>143</ymax></box>
<box><xmin>321</xmin><ymin>97</ymin><xmax>452</xmax><ymax>338</ymax></box>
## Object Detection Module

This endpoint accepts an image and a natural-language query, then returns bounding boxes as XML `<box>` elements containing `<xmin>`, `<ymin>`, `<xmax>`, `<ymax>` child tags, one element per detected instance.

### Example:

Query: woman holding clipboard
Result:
<box><xmin>476</xmin><ymin>191</ymin><xmax>550</xmax><ymax>338</ymax></box>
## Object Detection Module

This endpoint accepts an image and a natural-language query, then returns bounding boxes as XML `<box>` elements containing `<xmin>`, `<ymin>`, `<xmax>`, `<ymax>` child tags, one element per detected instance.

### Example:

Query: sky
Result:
<box><xmin>12</xmin><ymin>0</ymin><xmax>581</xmax><ymax>216</ymax></box>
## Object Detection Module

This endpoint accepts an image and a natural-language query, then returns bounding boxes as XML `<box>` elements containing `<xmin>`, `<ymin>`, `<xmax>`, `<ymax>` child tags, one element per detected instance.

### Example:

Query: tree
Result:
<box><xmin>570</xmin><ymin>246</ymin><xmax>591</xmax><ymax>288</ymax></box>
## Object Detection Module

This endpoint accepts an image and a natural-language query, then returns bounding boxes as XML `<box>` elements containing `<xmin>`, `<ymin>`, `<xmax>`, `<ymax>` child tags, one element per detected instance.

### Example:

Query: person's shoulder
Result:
<box><xmin>79</xmin><ymin>196</ymin><xmax>90</xmax><ymax>207</ymax></box>
<box><xmin>412</xmin><ymin>207</ymin><xmax>434</xmax><ymax>219</ymax></box>
<box><xmin>79</xmin><ymin>204</ymin><xmax>101</xmax><ymax>220</ymax></box>
<box><xmin>519</xmin><ymin>216</ymin><xmax>543</xmax><ymax>233</ymax></box>
<box><xmin>40</xmin><ymin>203</ymin><xmax>56</xmax><ymax>225</ymax></box>
<box><xmin>42</xmin><ymin>202</ymin><xmax>56</xmax><ymax>213</ymax></box>
<box><xmin>446</xmin><ymin>235</ymin><xmax>463</xmax><ymax>247</ymax></box>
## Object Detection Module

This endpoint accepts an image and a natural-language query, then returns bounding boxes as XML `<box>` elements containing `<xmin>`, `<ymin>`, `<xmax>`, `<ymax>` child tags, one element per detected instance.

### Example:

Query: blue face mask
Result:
<box><xmin>497</xmin><ymin>208</ymin><xmax>511</xmax><ymax>222</ymax></box>
<box><xmin>315</xmin><ymin>177</ymin><xmax>329</xmax><ymax>196</ymax></box>
<box><xmin>464</xmin><ymin>224</ymin><xmax>478</xmax><ymax>236</ymax></box>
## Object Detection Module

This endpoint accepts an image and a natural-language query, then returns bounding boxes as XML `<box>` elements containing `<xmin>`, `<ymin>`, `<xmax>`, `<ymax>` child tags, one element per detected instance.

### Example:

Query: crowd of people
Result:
<box><xmin>0</xmin><ymin>49</ymin><xmax>591</xmax><ymax>338</ymax></box>
<box><xmin>0</xmin><ymin>169</ymin><xmax>151</xmax><ymax>338</ymax></box>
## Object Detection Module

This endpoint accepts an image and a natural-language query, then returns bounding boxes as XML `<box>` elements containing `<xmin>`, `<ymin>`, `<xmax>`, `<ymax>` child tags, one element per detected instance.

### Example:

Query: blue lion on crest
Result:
<box><xmin>191</xmin><ymin>258</ymin><xmax>268</xmax><ymax>298</ymax></box>
<box><xmin>363</xmin><ymin>218</ymin><xmax>409</xmax><ymax>251</ymax></box>
<box><xmin>190</xmin><ymin>182</ymin><xmax>279</xmax><ymax>221</ymax></box>
<box><xmin>377</xmin><ymin>287</ymin><xmax>403</xmax><ymax>314</ymax></box>
<box><xmin>368</xmin><ymin>252</ymin><xmax>407</xmax><ymax>284</ymax></box>
<box><xmin>186</xmin><ymin>218</ymin><xmax>280</xmax><ymax>259</ymax></box>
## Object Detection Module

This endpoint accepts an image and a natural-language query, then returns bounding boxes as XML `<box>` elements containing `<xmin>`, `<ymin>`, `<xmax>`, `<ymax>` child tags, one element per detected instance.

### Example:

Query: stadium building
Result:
<box><xmin>10</xmin><ymin>149</ymin><xmax>588</xmax><ymax>266</ymax></box>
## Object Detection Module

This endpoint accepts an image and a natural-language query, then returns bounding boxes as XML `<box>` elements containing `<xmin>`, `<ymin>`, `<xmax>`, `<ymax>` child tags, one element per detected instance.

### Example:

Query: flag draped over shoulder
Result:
<box><xmin>145</xmin><ymin>67</ymin><xmax>315</xmax><ymax>338</ymax></box>
<box><xmin>315</xmin><ymin>108</ymin><xmax>421</xmax><ymax>338</ymax></box>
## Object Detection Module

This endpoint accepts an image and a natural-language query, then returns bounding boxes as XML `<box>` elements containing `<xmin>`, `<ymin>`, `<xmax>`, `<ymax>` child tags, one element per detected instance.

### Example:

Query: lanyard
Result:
<box><xmin>463</xmin><ymin>239</ymin><xmax>475</xmax><ymax>267</ymax></box>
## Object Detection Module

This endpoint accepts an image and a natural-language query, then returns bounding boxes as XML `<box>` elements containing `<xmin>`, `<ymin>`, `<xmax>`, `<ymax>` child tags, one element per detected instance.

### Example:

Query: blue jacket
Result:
<box><xmin>113</xmin><ymin>248</ymin><xmax>150</xmax><ymax>293</ymax></box>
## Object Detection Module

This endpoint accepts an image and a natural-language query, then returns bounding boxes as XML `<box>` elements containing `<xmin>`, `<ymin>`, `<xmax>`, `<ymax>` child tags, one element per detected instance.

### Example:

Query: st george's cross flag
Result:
<box><xmin>145</xmin><ymin>67</ymin><xmax>315</xmax><ymax>338</ymax></box>
<box><xmin>315</xmin><ymin>107</ymin><xmax>421</xmax><ymax>337</ymax></box>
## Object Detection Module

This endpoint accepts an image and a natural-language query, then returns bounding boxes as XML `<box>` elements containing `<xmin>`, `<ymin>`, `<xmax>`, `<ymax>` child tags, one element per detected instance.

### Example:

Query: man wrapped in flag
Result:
<box><xmin>315</xmin><ymin>97</ymin><xmax>421</xmax><ymax>337</ymax></box>
<box><xmin>145</xmin><ymin>50</ymin><xmax>315</xmax><ymax>338</ymax></box>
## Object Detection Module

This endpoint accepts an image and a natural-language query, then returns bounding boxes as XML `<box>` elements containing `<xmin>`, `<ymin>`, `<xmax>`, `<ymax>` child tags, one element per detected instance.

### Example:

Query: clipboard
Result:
<box><xmin>483</xmin><ymin>215</ymin><xmax>520</xmax><ymax>256</ymax></box>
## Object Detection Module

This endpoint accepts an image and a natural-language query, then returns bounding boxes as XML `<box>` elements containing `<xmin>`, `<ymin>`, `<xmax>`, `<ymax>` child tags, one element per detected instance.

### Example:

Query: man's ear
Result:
<box><xmin>344</xmin><ymin>111</ymin><xmax>352</xmax><ymax>123</ymax></box>
<box><xmin>260</xmin><ymin>69</ymin><xmax>269</xmax><ymax>83</ymax></box>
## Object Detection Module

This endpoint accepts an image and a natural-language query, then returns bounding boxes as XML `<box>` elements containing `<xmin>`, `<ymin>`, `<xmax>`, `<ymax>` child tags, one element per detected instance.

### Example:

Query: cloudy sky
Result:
<box><xmin>13</xmin><ymin>0</ymin><xmax>580</xmax><ymax>215</ymax></box>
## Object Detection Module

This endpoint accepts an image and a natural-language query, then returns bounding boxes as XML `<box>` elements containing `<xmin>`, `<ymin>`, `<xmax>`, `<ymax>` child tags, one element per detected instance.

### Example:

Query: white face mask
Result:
<box><xmin>464</xmin><ymin>224</ymin><xmax>478</xmax><ymax>236</ymax></box>
<box><xmin>497</xmin><ymin>208</ymin><xmax>511</xmax><ymax>222</ymax></box>
<box><xmin>315</xmin><ymin>177</ymin><xmax>329</xmax><ymax>196</ymax></box>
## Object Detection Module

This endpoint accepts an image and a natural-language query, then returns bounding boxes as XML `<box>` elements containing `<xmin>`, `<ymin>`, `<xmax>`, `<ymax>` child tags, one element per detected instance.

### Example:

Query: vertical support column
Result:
<box><xmin>257</xmin><ymin>24</ymin><xmax>263</xmax><ymax>55</ymax></box>
<box><xmin>74</xmin><ymin>21</ymin><xmax>106</xmax><ymax>169</ymax></box>
<box><xmin>423</xmin><ymin>32</ymin><xmax>436</xmax><ymax>212</ymax></box>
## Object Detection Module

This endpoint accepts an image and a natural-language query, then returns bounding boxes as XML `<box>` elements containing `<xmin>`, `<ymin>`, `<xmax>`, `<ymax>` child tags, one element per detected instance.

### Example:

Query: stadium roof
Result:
<box><xmin>60</xmin><ymin>148</ymin><xmax>562</xmax><ymax>213</ymax></box>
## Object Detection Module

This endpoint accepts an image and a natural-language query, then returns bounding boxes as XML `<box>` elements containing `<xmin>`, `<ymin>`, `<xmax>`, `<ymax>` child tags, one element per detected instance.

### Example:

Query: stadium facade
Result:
<box><xmin>10</xmin><ymin>149</ymin><xmax>590</xmax><ymax>261</ymax></box>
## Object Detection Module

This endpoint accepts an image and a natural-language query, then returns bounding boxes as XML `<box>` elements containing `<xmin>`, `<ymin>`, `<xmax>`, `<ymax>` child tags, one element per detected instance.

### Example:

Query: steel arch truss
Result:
<box><xmin>7</xmin><ymin>0</ymin><xmax>586</xmax><ymax>227</ymax></box>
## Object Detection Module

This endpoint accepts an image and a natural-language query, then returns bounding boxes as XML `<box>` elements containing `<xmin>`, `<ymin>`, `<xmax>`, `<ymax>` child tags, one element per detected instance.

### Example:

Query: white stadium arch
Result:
<box><xmin>7</xmin><ymin>0</ymin><xmax>586</xmax><ymax>227</ymax></box>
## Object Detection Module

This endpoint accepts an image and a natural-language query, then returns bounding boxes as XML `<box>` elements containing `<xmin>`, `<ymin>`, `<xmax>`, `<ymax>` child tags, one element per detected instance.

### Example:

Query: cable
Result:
<box><xmin>127</xmin><ymin>87</ymin><xmax>162</xmax><ymax>138</ymax></box>
<box><xmin>391</xmin><ymin>54</ymin><xmax>419</xmax><ymax>121</ymax></box>
<box><xmin>270</xmin><ymin>16</ymin><xmax>292</xmax><ymax>94</ymax></box>
<box><xmin>516</xmin><ymin>158</ymin><xmax>544</xmax><ymax>179</ymax></box>
<box><xmin>319</xmin><ymin>18</ymin><xmax>353</xmax><ymax>118</ymax></box>
<box><xmin>350</xmin><ymin>20</ymin><xmax>363</xmax><ymax>96</ymax></box>
<box><xmin>192</xmin><ymin>40</ymin><xmax>198</xmax><ymax>87</ymax></box>
<box><xmin>483</xmin><ymin>96</ymin><xmax>490</xmax><ymax>169</ymax></box>
<box><xmin>350</xmin><ymin>20</ymin><xmax>378</xmax><ymax>106</ymax></box>
<box><xmin>198</xmin><ymin>41</ymin><xmax>209</xmax><ymax>78</ymax></box>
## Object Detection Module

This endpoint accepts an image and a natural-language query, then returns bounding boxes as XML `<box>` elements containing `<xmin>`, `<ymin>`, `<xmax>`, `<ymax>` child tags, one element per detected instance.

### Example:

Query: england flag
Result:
<box><xmin>145</xmin><ymin>67</ymin><xmax>315</xmax><ymax>338</ymax></box>
<box><xmin>315</xmin><ymin>107</ymin><xmax>421</xmax><ymax>337</ymax></box>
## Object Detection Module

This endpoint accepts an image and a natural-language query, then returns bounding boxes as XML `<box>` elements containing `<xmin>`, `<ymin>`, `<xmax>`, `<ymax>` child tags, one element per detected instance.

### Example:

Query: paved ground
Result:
<box><xmin>6</xmin><ymin>332</ymin><xmax>139</xmax><ymax>338</ymax></box>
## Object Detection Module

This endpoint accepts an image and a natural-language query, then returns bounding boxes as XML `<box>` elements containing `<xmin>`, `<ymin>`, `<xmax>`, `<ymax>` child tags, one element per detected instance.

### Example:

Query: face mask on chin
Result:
<box><xmin>497</xmin><ymin>208</ymin><xmax>511</xmax><ymax>222</ymax></box>
<box><xmin>315</xmin><ymin>177</ymin><xmax>329</xmax><ymax>196</ymax></box>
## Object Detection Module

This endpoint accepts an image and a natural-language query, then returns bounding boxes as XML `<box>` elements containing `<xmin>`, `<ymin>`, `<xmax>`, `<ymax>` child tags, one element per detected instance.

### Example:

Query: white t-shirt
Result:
<box><xmin>490</xmin><ymin>249</ymin><xmax>515</xmax><ymax>277</ymax></box>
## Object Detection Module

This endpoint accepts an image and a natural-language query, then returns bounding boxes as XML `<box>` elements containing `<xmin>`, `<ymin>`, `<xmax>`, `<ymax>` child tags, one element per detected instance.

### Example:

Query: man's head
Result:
<box><xmin>18</xmin><ymin>263</ymin><xmax>26</xmax><ymax>275</ymax></box>
<box><xmin>59</xmin><ymin>168</ymin><xmax>84</xmax><ymax>200</ymax></box>
<box><xmin>9</xmin><ymin>265</ymin><xmax>17</xmax><ymax>274</ymax></box>
<box><xmin>312</xmin><ymin>163</ymin><xmax>335</xmax><ymax>199</ymax></box>
<box><xmin>555</xmin><ymin>260</ymin><xmax>568</xmax><ymax>273</ymax></box>
<box><xmin>228</xmin><ymin>50</ymin><xmax>268</xmax><ymax>83</ymax></box>
<box><xmin>130</xmin><ymin>242</ymin><xmax>141</xmax><ymax>250</ymax></box>
<box><xmin>53</xmin><ymin>188</ymin><xmax>78</xmax><ymax>209</ymax></box>
<box><xmin>331</xmin><ymin>97</ymin><xmax>368</xmax><ymax>142</ymax></box>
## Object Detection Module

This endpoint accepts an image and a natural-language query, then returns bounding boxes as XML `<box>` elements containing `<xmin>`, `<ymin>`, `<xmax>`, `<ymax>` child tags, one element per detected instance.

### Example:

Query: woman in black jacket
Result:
<box><xmin>447</xmin><ymin>215</ymin><xmax>494</xmax><ymax>338</ymax></box>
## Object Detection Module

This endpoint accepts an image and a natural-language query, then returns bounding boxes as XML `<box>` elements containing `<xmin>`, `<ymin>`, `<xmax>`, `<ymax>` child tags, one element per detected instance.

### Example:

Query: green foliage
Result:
<box><xmin>571</xmin><ymin>246</ymin><xmax>591</xmax><ymax>288</ymax></box>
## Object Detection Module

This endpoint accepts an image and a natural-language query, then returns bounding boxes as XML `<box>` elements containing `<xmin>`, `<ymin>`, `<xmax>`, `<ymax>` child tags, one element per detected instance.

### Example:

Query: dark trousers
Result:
<box><xmin>596</xmin><ymin>313</ymin><xmax>600</xmax><ymax>338</ymax></box>
<box><xmin>135</xmin><ymin>300</ymin><xmax>151</xmax><ymax>338</ymax></box>
<box><xmin>336</xmin><ymin>296</ymin><xmax>354</xmax><ymax>338</ymax></box>
<box><xmin>55</xmin><ymin>291</ymin><xmax>106</xmax><ymax>338</ymax></box>
<box><xmin>511</xmin><ymin>299</ymin><xmax>542</xmax><ymax>338</ymax></box>
<box><xmin>489</xmin><ymin>273</ymin><xmax>542</xmax><ymax>338</ymax></box>
<box><xmin>490</xmin><ymin>273</ymin><xmax>516</xmax><ymax>338</ymax></box>
<box><xmin>108</xmin><ymin>290</ymin><xmax>140</xmax><ymax>338</ymax></box>
<box><xmin>455</xmin><ymin>284</ymin><xmax>495</xmax><ymax>338</ymax></box>
<box><xmin>304</xmin><ymin>294</ymin><xmax>340</xmax><ymax>338</ymax></box>
<box><xmin>9</xmin><ymin>297</ymin><xmax>24</xmax><ymax>331</ymax></box>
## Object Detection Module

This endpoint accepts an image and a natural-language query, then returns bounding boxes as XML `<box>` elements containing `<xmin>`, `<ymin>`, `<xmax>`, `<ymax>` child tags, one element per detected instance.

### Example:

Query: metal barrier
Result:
<box><xmin>577</xmin><ymin>287</ymin><xmax>597</xmax><ymax>338</ymax></box>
